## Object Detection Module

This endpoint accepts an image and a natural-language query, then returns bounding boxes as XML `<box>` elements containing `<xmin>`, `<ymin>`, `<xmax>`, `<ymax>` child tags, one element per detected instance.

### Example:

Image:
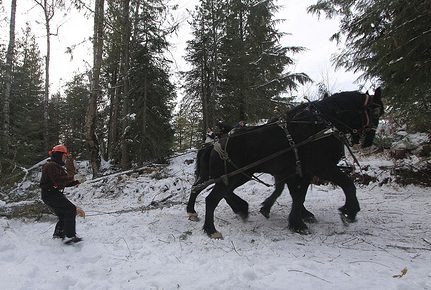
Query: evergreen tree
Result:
<box><xmin>63</xmin><ymin>73</ymin><xmax>90</xmax><ymax>157</ymax></box>
<box><xmin>183</xmin><ymin>0</ymin><xmax>310</xmax><ymax>137</ymax></box>
<box><xmin>183</xmin><ymin>0</ymin><xmax>225</xmax><ymax>141</ymax></box>
<box><xmin>308</xmin><ymin>0</ymin><xmax>431</xmax><ymax>131</ymax></box>
<box><xmin>47</xmin><ymin>91</ymin><xmax>66</xmax><ymax>150</ymax></box>
<box><xmin>102</xmin><ymin>0</ymin><xmax>176</xmax><ymax>166</ymax></box>
<box><xmin>219</xmin><ymin>0</ymin><xmax>309</xmax><ymax>123</ymax></box>
<box><xmin>104</xmin><ymin>0</ymin><xmax>123</xmax><ymax>163</ymax></box>
<box><xmin>128</xmin><ymin>0</ymin><xmax>176</xmax><ymax>164</ymax></box>
<box><xmin>244</xmin><ymin>0</ymin><xmax>309</xmax><ymax>120</ymax></box>
<box><xmin>9</xmin><ymin>25</ymin><xmax>45</xmax><ymax>165</ymax></box>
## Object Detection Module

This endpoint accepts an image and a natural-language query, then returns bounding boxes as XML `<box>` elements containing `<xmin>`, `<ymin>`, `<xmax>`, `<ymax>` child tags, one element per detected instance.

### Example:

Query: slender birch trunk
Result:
<box><xmin>2</xmin><ymin>0</ymin><xmax>17</xmax><ymax>156</ymax></box>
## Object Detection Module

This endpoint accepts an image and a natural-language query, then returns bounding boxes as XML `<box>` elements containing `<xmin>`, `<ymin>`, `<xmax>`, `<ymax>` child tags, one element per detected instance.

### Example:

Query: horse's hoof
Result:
<box><xmin>187</xmin><ymin>212</ymin><xmax>200</xmax><ymax>222</ymax></box>
<box><xmin>298</xmin><ymin>228</ymin><xmax>311</xmax><ymax>235</ymax></box>
<box><xmin>291</xmin><ymin>227</ymin><xmax>311</xmax><ymax>235</ymax></box>
<box><xmin>210</xmin><ymin>232</ymin><xmax>223</xmax><ymax>239</ymax></box>
<box><xmin>303</xmin><ymin>216</ymin><xmax>317</xmax><ymax>224</ymax></box>
<box><xmin>339</xmin><ymin>212</ymin><xmax>356</xmax><ymax>226</ymax></box>
<box><xmin>237</xmin><ymin>211</ymin><xmax>249</xmax><ymax>221</ymax></box>
<box><xmin>289</xmin><ymin>224</ymin><xmax>310</xmax><ymax>235</ymax></box>
<box><xmin>338</xmin><ymin>206</ymin><xmax>357</xmax><ymax>224</ymax></box>
<box><xmin>259</xmin><ymin>207</ymin><xmax>270</xmax><ymax>219</ymax></box>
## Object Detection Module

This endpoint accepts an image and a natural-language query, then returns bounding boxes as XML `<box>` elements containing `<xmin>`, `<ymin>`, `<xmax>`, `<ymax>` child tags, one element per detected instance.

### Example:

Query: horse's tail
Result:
<box><xmin>194</xmin><ymin>145</ymin><xmax>213</xmax><ymax>185</ymax></box>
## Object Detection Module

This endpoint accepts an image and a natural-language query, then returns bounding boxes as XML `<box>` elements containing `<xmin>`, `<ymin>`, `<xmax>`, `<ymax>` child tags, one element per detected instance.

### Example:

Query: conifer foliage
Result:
<box><xmin>182</xmin><ymin>0</ymin><xmax>310</xmax><ymax>137</ymax></box>
<box><xmin>7</xmin><ymin>25</ymin><xmax>45</xmax><ymax>165</ymax></box>
<box><xmin>0</xmin><ymin>0</ymin><xmax>176</xmax><ymax>181</ymax></box>
<box><xmin>308</xmin><ymin>0</ymin><xmax>431</xmax><ymax>131</ymax></box>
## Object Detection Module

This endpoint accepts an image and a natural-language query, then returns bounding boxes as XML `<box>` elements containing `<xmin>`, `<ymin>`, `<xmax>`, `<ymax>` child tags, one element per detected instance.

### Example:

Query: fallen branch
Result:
<box><xmin>231</xmin><ymin>241</ymin><xmax>241</xmax><ymax>256</ymax></box>
<box><xmin>288</xmin><ymin>269</ymin><xmax>331</xmax><ymax>283</ymax></box>
<box><xmin>86</xmin><ymin>164</ymin><xmax>163</xmax><ymax>184</ymax></box>
<box><xmin>386</xmin><ymin>244</ymin><xmax>431</xmax><ymax>252</ymax></box>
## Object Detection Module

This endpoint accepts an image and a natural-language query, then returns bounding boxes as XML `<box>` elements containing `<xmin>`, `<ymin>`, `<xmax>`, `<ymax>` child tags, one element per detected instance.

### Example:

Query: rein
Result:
<box><xmin>194</xmin><ymin>93</ymin><xmax>374</xmax><ymax>192</ymax></box>
<box><xmin>192</xmin><ymin>127</ymin><xmax>336</xmax><ymax>192</ymax></box>
<box><xmin>308</xmin><ymin>101</ymin><xmax>364</xmax><ymax>171</ymax></box>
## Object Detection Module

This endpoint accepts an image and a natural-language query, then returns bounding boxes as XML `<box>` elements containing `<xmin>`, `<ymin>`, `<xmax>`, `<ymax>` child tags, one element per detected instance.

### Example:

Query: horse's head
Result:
<box><xmin>361</xmin><ymin>87</ymin><xmax>384</xmax><ymax>147</ymax></box>
<box><xmin>320</xmin><ymin>87</ymin><xmax>384</xmax><ymax>148</ymax></box>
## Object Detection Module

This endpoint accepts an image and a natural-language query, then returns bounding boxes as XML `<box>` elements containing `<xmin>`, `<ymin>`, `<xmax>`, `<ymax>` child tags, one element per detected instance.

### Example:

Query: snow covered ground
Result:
<box><xmin>0</xmin><ymin>150</ymin><xmax>430</xmax><ymax>290</ymax></box>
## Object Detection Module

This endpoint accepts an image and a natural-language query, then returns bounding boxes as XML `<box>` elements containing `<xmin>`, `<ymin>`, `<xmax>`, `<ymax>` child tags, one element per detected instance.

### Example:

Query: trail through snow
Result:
<box><xmin>0</xmin><ymin>151</ymin><xmax>430</xmax><ymax>289</ymax></box>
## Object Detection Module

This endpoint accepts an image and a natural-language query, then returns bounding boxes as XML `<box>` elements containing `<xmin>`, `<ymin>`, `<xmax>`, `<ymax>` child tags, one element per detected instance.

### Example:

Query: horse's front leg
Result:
<box><xmin>203</xmin><ymin>183</ymin><xmax>225</xmax><ymax>239</ymax></box>
<box><xmin>260</xmin><ymin>175</ymin><xmax>285</xmax><ymax>218</ymax></box>
<box><xmin>319</xmin><ymin>167</ymin><xmax>360</xmax><ymax>223</ymax></box>
<box><xmin>286</xmin><ymin>176</ymin><xmax>311</xmax><ymax>234</ymax></box>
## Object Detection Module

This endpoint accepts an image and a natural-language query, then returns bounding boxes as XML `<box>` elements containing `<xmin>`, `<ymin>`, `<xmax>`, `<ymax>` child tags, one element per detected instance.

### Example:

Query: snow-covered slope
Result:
<box><xmin>0</xmin><ymin>150</ymin><xmax>430</xmax><ymax>290</ymax></box>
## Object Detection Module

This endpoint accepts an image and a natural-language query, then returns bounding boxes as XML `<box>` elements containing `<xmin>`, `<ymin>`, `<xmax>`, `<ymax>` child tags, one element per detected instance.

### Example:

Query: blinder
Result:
<box><xmin>361</xmin><ymin>92</ymin><xmax>383</xmax><ymax>133</ymax></box>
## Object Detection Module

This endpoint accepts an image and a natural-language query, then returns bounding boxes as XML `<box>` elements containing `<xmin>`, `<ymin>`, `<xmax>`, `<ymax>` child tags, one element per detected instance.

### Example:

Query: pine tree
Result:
<box><xmin>63</xmin><ymin>73</ymin><xmax>90</xmax><ymax>157</ymax></box>
<box><xmin>104</xmin><ymin>0</ymin><xmax>123</xmax><ymax>163</ymax></box>
<box><xmin>183</xmin><ymin>0</ymin><xmax>310</xmax><ymax>137</ymax></box>
<box><xmin>183</xmin><ymin>0</ymin><xmax>225</xmax><ymax>140</ymax></box>
<box><xmin>128</xmin><ymin>0</ymin><xmax>175</xmax><ymax>164</ymax></box>
<box><xmin>102</xmin><ymin>0</ymin><xmax>176</xmax><ymax>166</ymax></box>
<box><xmin>9</xmin><ymin>25</ymin><xmax>45</xmax><ymax>165</ymax></box>
<box><xmin>219</xmin><ymin>0</ymin><xmax>309</xmax><ymax>124</ymax></box>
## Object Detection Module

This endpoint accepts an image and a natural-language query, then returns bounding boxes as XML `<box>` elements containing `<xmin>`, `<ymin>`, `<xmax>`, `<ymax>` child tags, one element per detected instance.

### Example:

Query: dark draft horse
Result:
<box><xmin>189</xmin><ymin>88</ymin><xmax>383</xmax><ymax>239</ymax></box>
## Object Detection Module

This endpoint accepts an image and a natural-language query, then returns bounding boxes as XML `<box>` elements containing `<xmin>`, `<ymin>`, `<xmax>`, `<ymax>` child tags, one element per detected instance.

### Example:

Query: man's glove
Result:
<box><xmin>69</xmin><ymin>180</ymin><xmax>80</xmax><ymax>186</ymax></box>
<box><xmin>75</xmin><ymin>174</ymin><xmax>86</xmax><ymax>184</ymax></box>
<box><xmin>76</xmin><ymin>207</ymin><xmax>86</xmax><ymax>218</ymax></box>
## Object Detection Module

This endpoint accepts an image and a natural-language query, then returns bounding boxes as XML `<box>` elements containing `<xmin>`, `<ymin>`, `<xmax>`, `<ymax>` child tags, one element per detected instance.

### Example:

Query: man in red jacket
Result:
<box><xmin>40</xmin><ymin>145</ymin><xmax>84</xmax><ymax>245</ymax></box>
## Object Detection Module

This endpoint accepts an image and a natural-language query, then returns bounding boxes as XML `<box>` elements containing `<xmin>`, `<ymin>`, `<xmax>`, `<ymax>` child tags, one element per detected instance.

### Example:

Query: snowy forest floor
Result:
<box><xmin>0</xmin><ymin>150</ymin><xmax>430</xmax><ymax>290</ymax></box>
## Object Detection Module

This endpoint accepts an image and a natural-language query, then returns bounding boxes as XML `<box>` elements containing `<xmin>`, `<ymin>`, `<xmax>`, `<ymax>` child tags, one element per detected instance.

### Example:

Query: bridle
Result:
<box><xmin>326</xmin><ymin>92</ymin><xmax>381</xmax><ymax>136</ymax></box>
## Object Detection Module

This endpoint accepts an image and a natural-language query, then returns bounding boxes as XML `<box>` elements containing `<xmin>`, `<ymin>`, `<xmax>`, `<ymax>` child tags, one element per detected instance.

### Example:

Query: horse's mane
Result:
<box><xmin>319</xmin><ymin>91</ymin><xmax>365</xmax><ymax>110</ymax></box>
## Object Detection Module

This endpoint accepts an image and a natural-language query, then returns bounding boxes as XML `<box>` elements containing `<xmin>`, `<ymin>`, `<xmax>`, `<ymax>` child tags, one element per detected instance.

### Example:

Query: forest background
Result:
<box><xmin>0</xmin><ymin>0</ymin><xmax>430</xmax><ymax>186</ymax></box>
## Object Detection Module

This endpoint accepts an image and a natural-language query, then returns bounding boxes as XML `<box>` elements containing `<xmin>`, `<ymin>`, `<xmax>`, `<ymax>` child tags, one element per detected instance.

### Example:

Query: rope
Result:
<box><xmin>85</xmin><ymin>197</ymin><xmax>182</xmax><ymax>217</ymax></box>
<box><xmin>191</xmin><ymin>128</ymin><xmax>335</xmax><ymax>192</ymax></box>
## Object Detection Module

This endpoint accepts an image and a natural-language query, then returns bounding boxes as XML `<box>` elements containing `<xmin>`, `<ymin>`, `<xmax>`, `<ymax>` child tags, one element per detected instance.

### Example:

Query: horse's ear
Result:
<box><xmin>323</xmin><ymin>92</ymin><xmax>329</xmax><ymax>99</ymax></box>
<box><xmin>374</xmin><ymin>87</ymin><xmax>382</xmax><ymax>99</ymax></box>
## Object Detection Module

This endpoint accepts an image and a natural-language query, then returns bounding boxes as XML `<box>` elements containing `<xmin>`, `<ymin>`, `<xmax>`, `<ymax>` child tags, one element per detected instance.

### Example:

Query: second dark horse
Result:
<box><xmin>190</xmin><ymin>88</ymin><xmax>383</xmax><ymax>238</ymax></box>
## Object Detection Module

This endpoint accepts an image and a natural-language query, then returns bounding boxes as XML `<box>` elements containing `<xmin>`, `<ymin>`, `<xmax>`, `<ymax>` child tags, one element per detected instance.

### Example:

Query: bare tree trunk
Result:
<box><xmin>143</xmin><ymin>71</ymin><xmax>148</xmax><ymax>157</ymax></box>
<box><xmin>238</xmin><ymin>6</ymin><xmax>246</xmax><ymax>121</ymax></box>
<box><xmin>107</xmin><ymin>67</ymin><xmax>119</xmax><ymax>160</ymax></box>
<box><xmin>85</xmin><ymin>0</ymin><xmax>105</xmax><ymax>178</ymax></box>
<box><xmin>200</xmin><ymin>19</ymin><xmax>209</xmax><ymax>141</ymax></box>
<box><xmin>43</xmin><ymin>18</ymin><xmax>50</xmax><ymax>151</ymax></box>
<box><xmin>209</xmin><ymin>0</ymin><xmax>218</xmax><ymax>128</ymax></box>
<box><xmin>120</xmin><ymin>0</ymin><xmax>131</xmax><ymax>170</ymax></box>
<box><xmin>36</xmin><ymin>0</ymin><xmax>52</xmax><ymax>151</ymax></box>
<box><xmin>34</xmin><ymin>0</ymin><xmax>65</xmax><ymax>151</ymax></box>
<box><xmin>2</xmin><ymin>0</ymin><xmax>17</xmax><ymax>156</ymax></box>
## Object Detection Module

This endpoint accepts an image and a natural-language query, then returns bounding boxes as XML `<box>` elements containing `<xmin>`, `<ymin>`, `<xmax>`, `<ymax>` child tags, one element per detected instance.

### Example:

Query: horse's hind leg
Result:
<box><xmin>319</xmin><ymin>167</ymin><xmax>360</xmax><ymax>223</ymax></box>
<box><xmin>302</xmin><ymin>205</ymin><xmax>316</xmax><ymax>223</ymax></box>
<box><xmin>224</xmin><ymin>192</ymin><xmax>249</xmax><ymax>220</ymax></box>
<box><xmin>260</xmin><ymin>176</ymin><xmax>284</xmax><ymax>218</ymax></box>
<box><xmin>186</xmin><ymin>186</ymin><xmax>205</xmax><ymax>221</ymax></box>
<box><xmin>203</xmin><ymin>176</ymin><xmax>250</xmax><ymax>239</ymax></box>
<box><xmin>287</xmin><ymin>176</ymin><xmax>311</xmax><ymax>234</ymax></box>
<box><xmin>223</xmin><ymin>175</ymin><xmax>251</xmax><ymax>220</ymax></box>
<box><xmin>187</xmin><ymin>146</ymin><xmax>213</xmax><ymax>221</ymax></box>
